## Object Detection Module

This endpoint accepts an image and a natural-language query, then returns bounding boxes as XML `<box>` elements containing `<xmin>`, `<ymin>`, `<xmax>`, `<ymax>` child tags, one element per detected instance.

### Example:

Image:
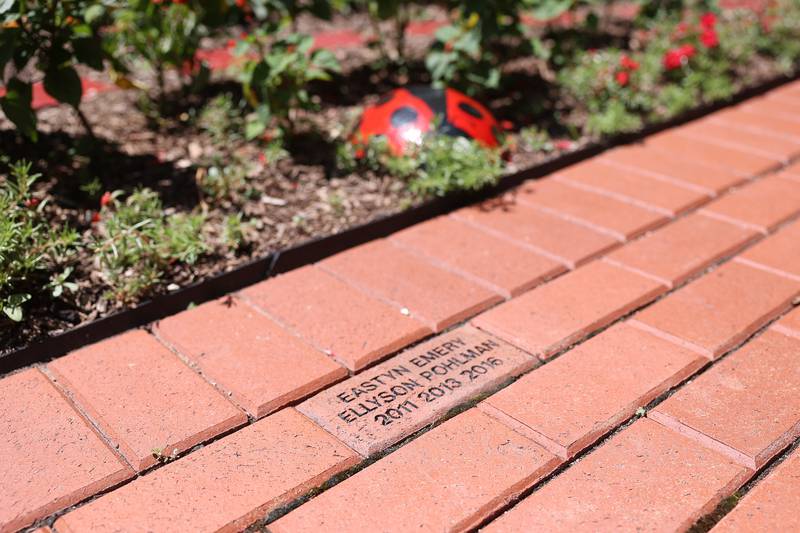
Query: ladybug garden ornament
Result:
<box><xmin>353</xmin><ymin>86</ymin><xmax>501</xmax><ymax>155</ymax></box>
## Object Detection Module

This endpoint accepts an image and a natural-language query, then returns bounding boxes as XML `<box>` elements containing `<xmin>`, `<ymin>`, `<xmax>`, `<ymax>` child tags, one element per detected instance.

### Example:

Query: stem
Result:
<box><xmin>74</xmin><ymin>105</ymin><xmax>96</xmax><ymax>140</ymax></box>
<box><xmin>368</xmin><ymin>14</ymin><xmax>390</xmax><ymax>65</ymax></box>
<box><xmin>156</xmin><ymin>63</ymin><xmax>166</xmax><ymax>114</ymax></box>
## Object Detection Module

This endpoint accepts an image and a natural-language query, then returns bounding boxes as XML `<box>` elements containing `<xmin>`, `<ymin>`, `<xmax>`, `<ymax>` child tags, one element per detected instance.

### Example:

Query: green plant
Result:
<box><xmin>237</xmin><ymin>32</ymin><xmax>340</xmax><ymax>141</ymax></box>
<box><xmin>92</xmin><ymin>188</ymin><xmax>209</xmax><ymax>302</ymax></box>
<box><xmin>0</xmin><ymin>161</ymin><xmax>79</xmax><ymax>322</ymax></box>
<box><xmin>0</xmin><ymin>0</ymin><xmax>109</xmax><ymax>139</ymax></box>
<box><xmin>109</xmin><ymin>0</ymin><xmax>215</xmax><ymax>112</ymax></box>
<box><xmin>340</xmin><ymin>132</ymin><xmax>504</xmax><ymax>197</ymax></box>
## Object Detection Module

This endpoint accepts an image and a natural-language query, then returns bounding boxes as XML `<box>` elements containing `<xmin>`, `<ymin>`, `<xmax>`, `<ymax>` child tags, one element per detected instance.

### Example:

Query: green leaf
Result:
<box><xmin>73</xmin><ymin>37</ymin><xmax>105</xmax><ymax>70</ymax></box>
<box><xmin>84</xmin><ymin>4</ymin><xmax>105</xmax><ymax>24</ymax></box>
<box><xmin>43</xmin><ymin>65</ymin><xmax>83</xmax><ymax>108</ymax></box>
<box><xmin>531</xmin><ymin>0</ymin><xmax>574</xmax><ymax>20</ymax></box>
<box><xmin>245</xmin><ymin>117</ymin><xmax>266</xmax><ymax>140</ymax></box>
<box><xmin>0</xmin><ymin>78</ymin><xmax>37</xmax><ymax>140</ymax></box>
<box><xmin>3</xmin><ymin>293</ymin><xmax>31</xmax><ymax>322</ymax></box>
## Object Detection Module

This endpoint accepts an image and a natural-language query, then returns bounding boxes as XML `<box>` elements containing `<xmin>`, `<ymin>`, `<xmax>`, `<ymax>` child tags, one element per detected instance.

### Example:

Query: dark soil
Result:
<box><xmin>0</xmin><ymin>7</ymin><xmax>793</xmax><ymax>356</ymax></box>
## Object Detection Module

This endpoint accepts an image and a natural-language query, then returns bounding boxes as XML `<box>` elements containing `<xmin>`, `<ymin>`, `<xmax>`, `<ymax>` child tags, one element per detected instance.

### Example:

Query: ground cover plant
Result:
<box><xmin>1</xmin><ymin>0</ymin><xmax>799</xmax><ymax>352</ymax></box>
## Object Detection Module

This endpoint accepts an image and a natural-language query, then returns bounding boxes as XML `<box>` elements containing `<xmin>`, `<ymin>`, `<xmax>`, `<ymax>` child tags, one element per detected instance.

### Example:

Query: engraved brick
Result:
<box><xmin>701</xmin><ymin>176</ymin><xmax>800</xmax><ymax>234</ymax></box>
<box><xmin>452</xmin><ymin>200</ymin><xmax>618</xmax><ymax>268</ymax></box>
<box><xmin>298</xmin><ymin>326</ymin><xmax>534</xmax><ymax>456</ymax></box>
<box><xmin>516</xmin><ymin>179</ymin><xmax>667</xmax><ymax>241</ymax></box>
<box><xmin>153</xmin><ymin>298</ymin><xmax>347</xmax><ymax>419</ymax></box>
<box><xmin>482</xmin><ymin>419</ymin><xmax>749</xmax><ymax>533</ymax></box>
<box><xmin>632</xmin><ymin>261</ymin><xmax>800</xmax><ymax>358</ymax></box>
<box><xmin>240</xmin><ymin>265</ymin><xmax>431</xmax><ymax>370</ymax></box>
<box><xmin>473</xmin><ymin>261</ymin><xmax>666</xmax><ymax>359</ymax></box>
<box><xmin>1</xmin><ymin>369</ymin><xmax>132</xmax><ymax>533</ymax></box>
<box><xmin>555</xmin><ymin>159</ymin><xmax>710</xmax><ymax>216</ymax></box>
<box><xmin>318</xmin><ymin>239</ymin><xmax>501</xmax><ymax>331</ymax></box>
<box><xmin>48</xmin><ymin>330</ymin><xmax>247</xmax><ymax>471</ymax></box>
<box><xmin>481</xmin><ymin>323</ymin><xmax>705</xmax><ymax>459</ymax></box>
<box><xmin>270</xmin><ymin>409</ymin><xmax>560</xmax><ymax>533</ymax></box>
<box><xmin>55</xmin><ymin>409</ymin><xmax>359</xmax><ymax>533</ymax></box>
<box><xmin>650</xmin><ymin>329</ymin><xmax>800</xmax><ymax>469</ymax></box>
<box><xmin>391</xmin><ymin>215</ymin><xmax>565</xmax><ymax>298</ymax></box>
<box><xmin>605</xmin><ymin>213</ymin><xmax>757</xmax><ymax>288</ymax></box>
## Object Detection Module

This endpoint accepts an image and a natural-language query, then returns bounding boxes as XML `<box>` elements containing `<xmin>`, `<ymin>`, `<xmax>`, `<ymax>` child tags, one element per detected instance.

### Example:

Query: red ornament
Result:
<box><xmin>354</xmin><ymin>86</ymin><xmax>500</xmax><ymax>155</ymax></box>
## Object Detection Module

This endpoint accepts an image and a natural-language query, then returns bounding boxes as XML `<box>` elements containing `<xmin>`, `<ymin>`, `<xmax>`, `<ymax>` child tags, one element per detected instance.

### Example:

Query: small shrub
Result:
<box><xmin>340</xmin><ymin>133</ymin><xmax>504</xmax><ymax>197</ymax></box>
<box><xmin>0</xmin><ymin>0</ymin><xmax>109</xmax><ymax>139</ymax></box>
<box><xmin>236</xmin><ymin>32</ymin><xmax>340</xmax><ymax>141</ymax></box>
<box><xmin>0</xmin><ymin>161</ymin><xmax>79</xmax><ymax>322</ymax></box>
<box><xmin>109</xmin><ymin>0</ymin><xmax>211</xmax><ymax>111</ymax></box>
<box><xmin>92</xmin><ymin>189</ymin><xmax>209</xmax><ymax>303</ymax></box>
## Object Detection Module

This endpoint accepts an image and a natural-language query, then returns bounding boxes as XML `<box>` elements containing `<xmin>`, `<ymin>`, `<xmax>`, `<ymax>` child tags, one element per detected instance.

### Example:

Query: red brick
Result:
<box><xmin>700</xmin><ymin>176</ymin><xmax>800</xmax><ymax>234</ymax></box>
<box><xmin>482</xmin><ymin>419</ymin><xmax>749</xmax><ymax>533</ymax></box>
<box><xmin>713</xmin><ymin>446</ymin><xmax>800</xmax><ymax>532</ymax></box>
<box><xmin>742</xmin><ymin>95</ymin><xmax>800</xmax><ymax>122</ymax></box>
<box><xmin>270</xmin><ymin>409</ymin><xmax>560</xmax><ymax>533</ymax></box>
<box><xmin>319</xmin><ymin>239</ymin><xmax>501</xmax><ymax>331</ymax></box>
<box><xmin>601</xmin><ymin>144</ymin><xmax>745</xmax><ymax>195</ymax></box>
<box><xmin>55</xmin><ymin>408</ymin><xmax>359</xmax><ymax>533</ymax></box>
<box><xmin>240</xmin><ymin>265</ymin><xmax>431</xmax><ymax>370</ymax></box>
<box><xmin>632</xmin><ymin>261</ymin><xmax>799</xmax><ymax>359</ymax></box>
<box><xmin>298</xmin><ymin>326</ymin><xmax>534</xmax><ymax>456</ymax></box>
<box><xmin>605</xmin><ymin>213</ymin><xmax>758</xmax><ymax>288</ymax></box>
<box><xmin>766</xmin><ymin>82</ymin><xmax>800</xmax><ymax>103</ymax></box>
<box><xmin>677</xmin><ymin>119</ymin><xmax>800</xmax><ymax>162</ymax></box>
<box><xmin>390</xmin><ymin>215</ymin><xmax>565</xmax><ymax>298</ymax></box>
<box><xmin>153</xmin><ymin>298</ymin><xmax>347</xmax><ymax>419</ymax></box>
<box><xmin>772</xmin><ymin>307</ymin><xmax>800</xmax><ymax>340</ymax></box>
<box><xmin>738</xmin><ymin>218</ymin><xmax>800</xmax><ymax>282</ymax></box>
<box><xmin>515</xmin><ymin>179</ymin><xmax>667</xmax><ymax>241</ymax></box>
<box><xmin>711</xmin><ymin>107</ymin><xmax>800</xmax><ymax>142</ymax></box>
<box><xmin>452</xmin><ymin>200</ymin><xmax>618</xmax><ymax>269</ymax></box>
<box><xmin>650</xmin><ymin>329</ymin><xmax>800</xmax><ymax>469</ymax></box>
<box><xmin>554</xmin><ymin>159</ymin><xmax>710</xmax><ymax>216</ymax></box>
<box><xmin>782</xmin><ymin>161</ymin><xmax>800</xmax><ymax>180</ymax></box>
<box><xmin>0</xmin><ymin>369</ymin><xmax>132</xmax><ymax>533</ymax></box>
<box><xmin>645</xmin><ymin>130</ymin><xmax>779</xmax><ymax>177</ymax></box>
<box><xmin>473</xmin><ymin>260</ymin><xmax>666</xmax><ymax>359</ymax></box>
<box><xmin>480</xmin><ymin>323</ymin><xmax>705</xmax><ymax>459</ymax></box>
<box><xmin>48</xmin><ymin>330</ymin><xmax>247</xmax><ymax>471</ymax></box>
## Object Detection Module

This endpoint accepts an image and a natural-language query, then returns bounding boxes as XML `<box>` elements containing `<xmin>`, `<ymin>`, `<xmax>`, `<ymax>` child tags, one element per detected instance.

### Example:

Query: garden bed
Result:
<box><xmin>1</xmin><ymin>0</ymin><xmax>799</xmax><ymax>362</ymax></box>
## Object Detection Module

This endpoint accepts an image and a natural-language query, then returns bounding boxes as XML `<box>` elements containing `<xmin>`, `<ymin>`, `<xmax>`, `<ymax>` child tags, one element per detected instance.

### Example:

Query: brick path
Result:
<box><xmin>3</xmin><ymin>81</ymin><xmax>800</xmax><ymax>533</ymax></box>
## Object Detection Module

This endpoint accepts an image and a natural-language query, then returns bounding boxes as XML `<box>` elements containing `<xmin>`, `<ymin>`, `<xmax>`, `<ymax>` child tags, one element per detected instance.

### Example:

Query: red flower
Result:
<box><xmin>24</xmin><ymin>197</ymin><xmax>40</xmax><ymax>209</ymax></box>
<box><xmin>701</xmin><ymin>28</ymin><xmax>719</xmax><ymax>48</ymax></box>
<box><xmin>173</xmin><ymin>0</ymin><xmax>187</xmax><ymax>4</ymax></box>
<box><xmin>100</xmin><ymin>191</ymin><xmax>113</xmax><ymax>208</ymax></box>
<box><xmin>663</xmin><ymin>49</ymin><xmax>684</xmax><ymax>70</ymax></box>
<box><xmin>620</xmin><ymin>55</ymin><xmax>639</xmax><ymax>71</ymax></box>
<box><xmin>700</xmin><ymin>12</ymin><xmax>717</xmax><ymax>29</ymax></box>
<box><xmin>235</xmin><ymin>0</ymin><xmax>246</xmax><ymax>7</ymax></box>
<box><xmin>680</xmin><ymin>44</ymin><xmax>696</xmax><ymax>58</ymax></box>
<box><xmin>615</xmin><ymin>70</ymin><xmax>630</xmax><ymax>86</ymax></box>
<box><xmin>554</xmin><ymin>139</ymin><xmax>573</xmax><ymax>151</ymax></box>
<box><xmin>354</xmin><ymin>148</ymin><xmax>366</xmax><ymax>159</ymax></box>
<box><xmin>673</xmin><ymin>21</ymin><xmax>690</xmax><ymax>38</ymax></box>
<box><xmin>500</xmin><ymin>120</ymin><xmax>514</xmax><ymax>131</ymax></box>
<box><xmin>226</xmin><ymin>39</ymin><xmax>236</xmax><ymax>49</ymax></box>
<box><xmin>91</xmin><ymin>211</ymin><xmax>101</xmax><ymax>224</ymax></box>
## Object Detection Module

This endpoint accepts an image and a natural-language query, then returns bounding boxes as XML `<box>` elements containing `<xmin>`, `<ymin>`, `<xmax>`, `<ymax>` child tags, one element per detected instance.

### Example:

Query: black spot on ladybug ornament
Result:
<box><xmin>353</xmin><ymin>86</ymin><xmax>501</xmax><ymax>155</ymax></box>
